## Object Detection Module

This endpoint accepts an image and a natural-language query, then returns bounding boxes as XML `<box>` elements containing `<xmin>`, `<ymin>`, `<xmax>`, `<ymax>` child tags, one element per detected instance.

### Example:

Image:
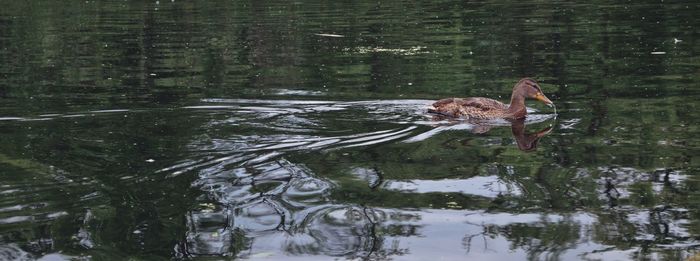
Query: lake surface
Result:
<box><xmin>1</xmin><ymin>1</ymin><xmax>699</xmax><ymax>260</ymax></box>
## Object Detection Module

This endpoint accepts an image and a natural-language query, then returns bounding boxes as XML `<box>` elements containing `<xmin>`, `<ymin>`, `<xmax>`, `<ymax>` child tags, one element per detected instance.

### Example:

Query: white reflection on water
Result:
<box><xmin>382</xmin><ymin>176</ymin><xmax>523</xmax><ymax>198</ymax></box>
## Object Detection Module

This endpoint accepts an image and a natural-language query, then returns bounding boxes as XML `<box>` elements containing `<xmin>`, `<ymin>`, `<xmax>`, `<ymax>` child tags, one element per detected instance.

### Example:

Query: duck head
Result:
<box><xmin>515</xmin><ymin>78</ymin><xmax>553</xmax><ymax>107</ymax></box>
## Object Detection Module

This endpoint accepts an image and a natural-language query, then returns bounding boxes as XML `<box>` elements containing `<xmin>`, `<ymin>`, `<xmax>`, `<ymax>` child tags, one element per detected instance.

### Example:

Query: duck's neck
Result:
<box><xmin>510</xmin><ymin>120</ymin><xmax>529</xmax><ymax>151</ymax></box>
<box><xmin>507</xmin><ymin>91</ymin><xmax>527</xmax><ymax>118</ymax></box>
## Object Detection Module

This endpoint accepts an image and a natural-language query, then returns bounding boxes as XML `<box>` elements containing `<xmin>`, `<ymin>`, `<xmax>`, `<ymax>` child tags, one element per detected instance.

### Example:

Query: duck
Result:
<box><xmin>428</xmin><ymin>78</ymin><xmax>553</xmax><ymax>119</ymax></box>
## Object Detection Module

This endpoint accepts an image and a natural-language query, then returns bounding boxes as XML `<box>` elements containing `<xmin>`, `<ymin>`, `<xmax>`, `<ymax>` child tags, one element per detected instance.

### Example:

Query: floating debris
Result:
<box><xmin>446</xmin><ymin>201</ymin><xmax>462</xmax><ymax>208</ymax></box>
<box><xmin>343</xmin><ymin>46</ymin><xmax>430</xmax><ymax>56</ymax></box>
<box><xmin>314</xmin><ymin>33</ymin><xmax>344</xmax><ymax>38</ymax></box>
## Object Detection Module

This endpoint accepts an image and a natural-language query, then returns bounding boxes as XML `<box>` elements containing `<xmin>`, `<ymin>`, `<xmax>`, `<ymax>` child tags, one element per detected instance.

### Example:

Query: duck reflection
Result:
<box><xmin>406</xmin><ymin>117</ymin><xmax>554</xmax><ymax>152</ymax></box>
<box><xmin>510</xmin><ymin>119</ymin><xmax>552</xmax><ymax>152</ymax></box>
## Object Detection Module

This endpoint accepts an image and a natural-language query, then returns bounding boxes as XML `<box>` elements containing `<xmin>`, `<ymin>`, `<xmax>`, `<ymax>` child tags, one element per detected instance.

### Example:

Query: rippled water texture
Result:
<box><xmin>1</xmin><ymin>1</ymin><xmax>700</xmax><ymax>260</ymax></box>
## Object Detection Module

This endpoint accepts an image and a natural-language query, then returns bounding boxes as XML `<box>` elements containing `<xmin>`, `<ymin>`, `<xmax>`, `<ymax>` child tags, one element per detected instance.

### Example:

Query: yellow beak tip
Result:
<box><xmin>535</xmin><ymin>94</ymin><xmax>553</xmax><ymax>106</ymax></box>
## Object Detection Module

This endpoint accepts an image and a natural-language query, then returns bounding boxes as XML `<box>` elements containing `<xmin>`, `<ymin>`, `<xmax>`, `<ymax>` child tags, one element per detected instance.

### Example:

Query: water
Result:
<box><xmin>0</xmin><ymin>1</ymin><xmax>699</xmax><ymax>260</ymax></box>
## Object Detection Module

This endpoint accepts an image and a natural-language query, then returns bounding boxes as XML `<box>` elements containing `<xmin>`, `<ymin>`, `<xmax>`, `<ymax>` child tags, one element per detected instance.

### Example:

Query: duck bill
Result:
<box><xmin>534</xmin><ymin>93</ymin><xmax>554</xmax><ymax>107</ymax></box>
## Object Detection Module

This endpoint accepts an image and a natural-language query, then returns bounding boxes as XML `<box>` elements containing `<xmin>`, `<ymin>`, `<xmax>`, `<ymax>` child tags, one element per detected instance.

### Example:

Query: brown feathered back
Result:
<box><xmin>429</xmin><ymin>97</ymin><xmax>509</xmax><ymax>118</ymax></box>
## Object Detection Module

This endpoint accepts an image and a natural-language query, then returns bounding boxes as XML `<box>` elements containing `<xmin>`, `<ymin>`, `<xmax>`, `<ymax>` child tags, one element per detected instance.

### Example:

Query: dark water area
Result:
<box><xmin>1</xmin><ymin>1</ymin><xmax>699</xmax><ymax>260</ymax></box>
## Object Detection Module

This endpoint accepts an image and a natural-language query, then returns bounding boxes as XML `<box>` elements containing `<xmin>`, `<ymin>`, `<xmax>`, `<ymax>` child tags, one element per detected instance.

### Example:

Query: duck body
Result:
<box><xmin>428</xmin><ymin>78</ymin><xmax>552</xmax><ymax>120</ymax></box>
<box><xmin>429</xmin><ymin>97</ymin><xmax>517</xmax><ymax>119</ymax></box>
